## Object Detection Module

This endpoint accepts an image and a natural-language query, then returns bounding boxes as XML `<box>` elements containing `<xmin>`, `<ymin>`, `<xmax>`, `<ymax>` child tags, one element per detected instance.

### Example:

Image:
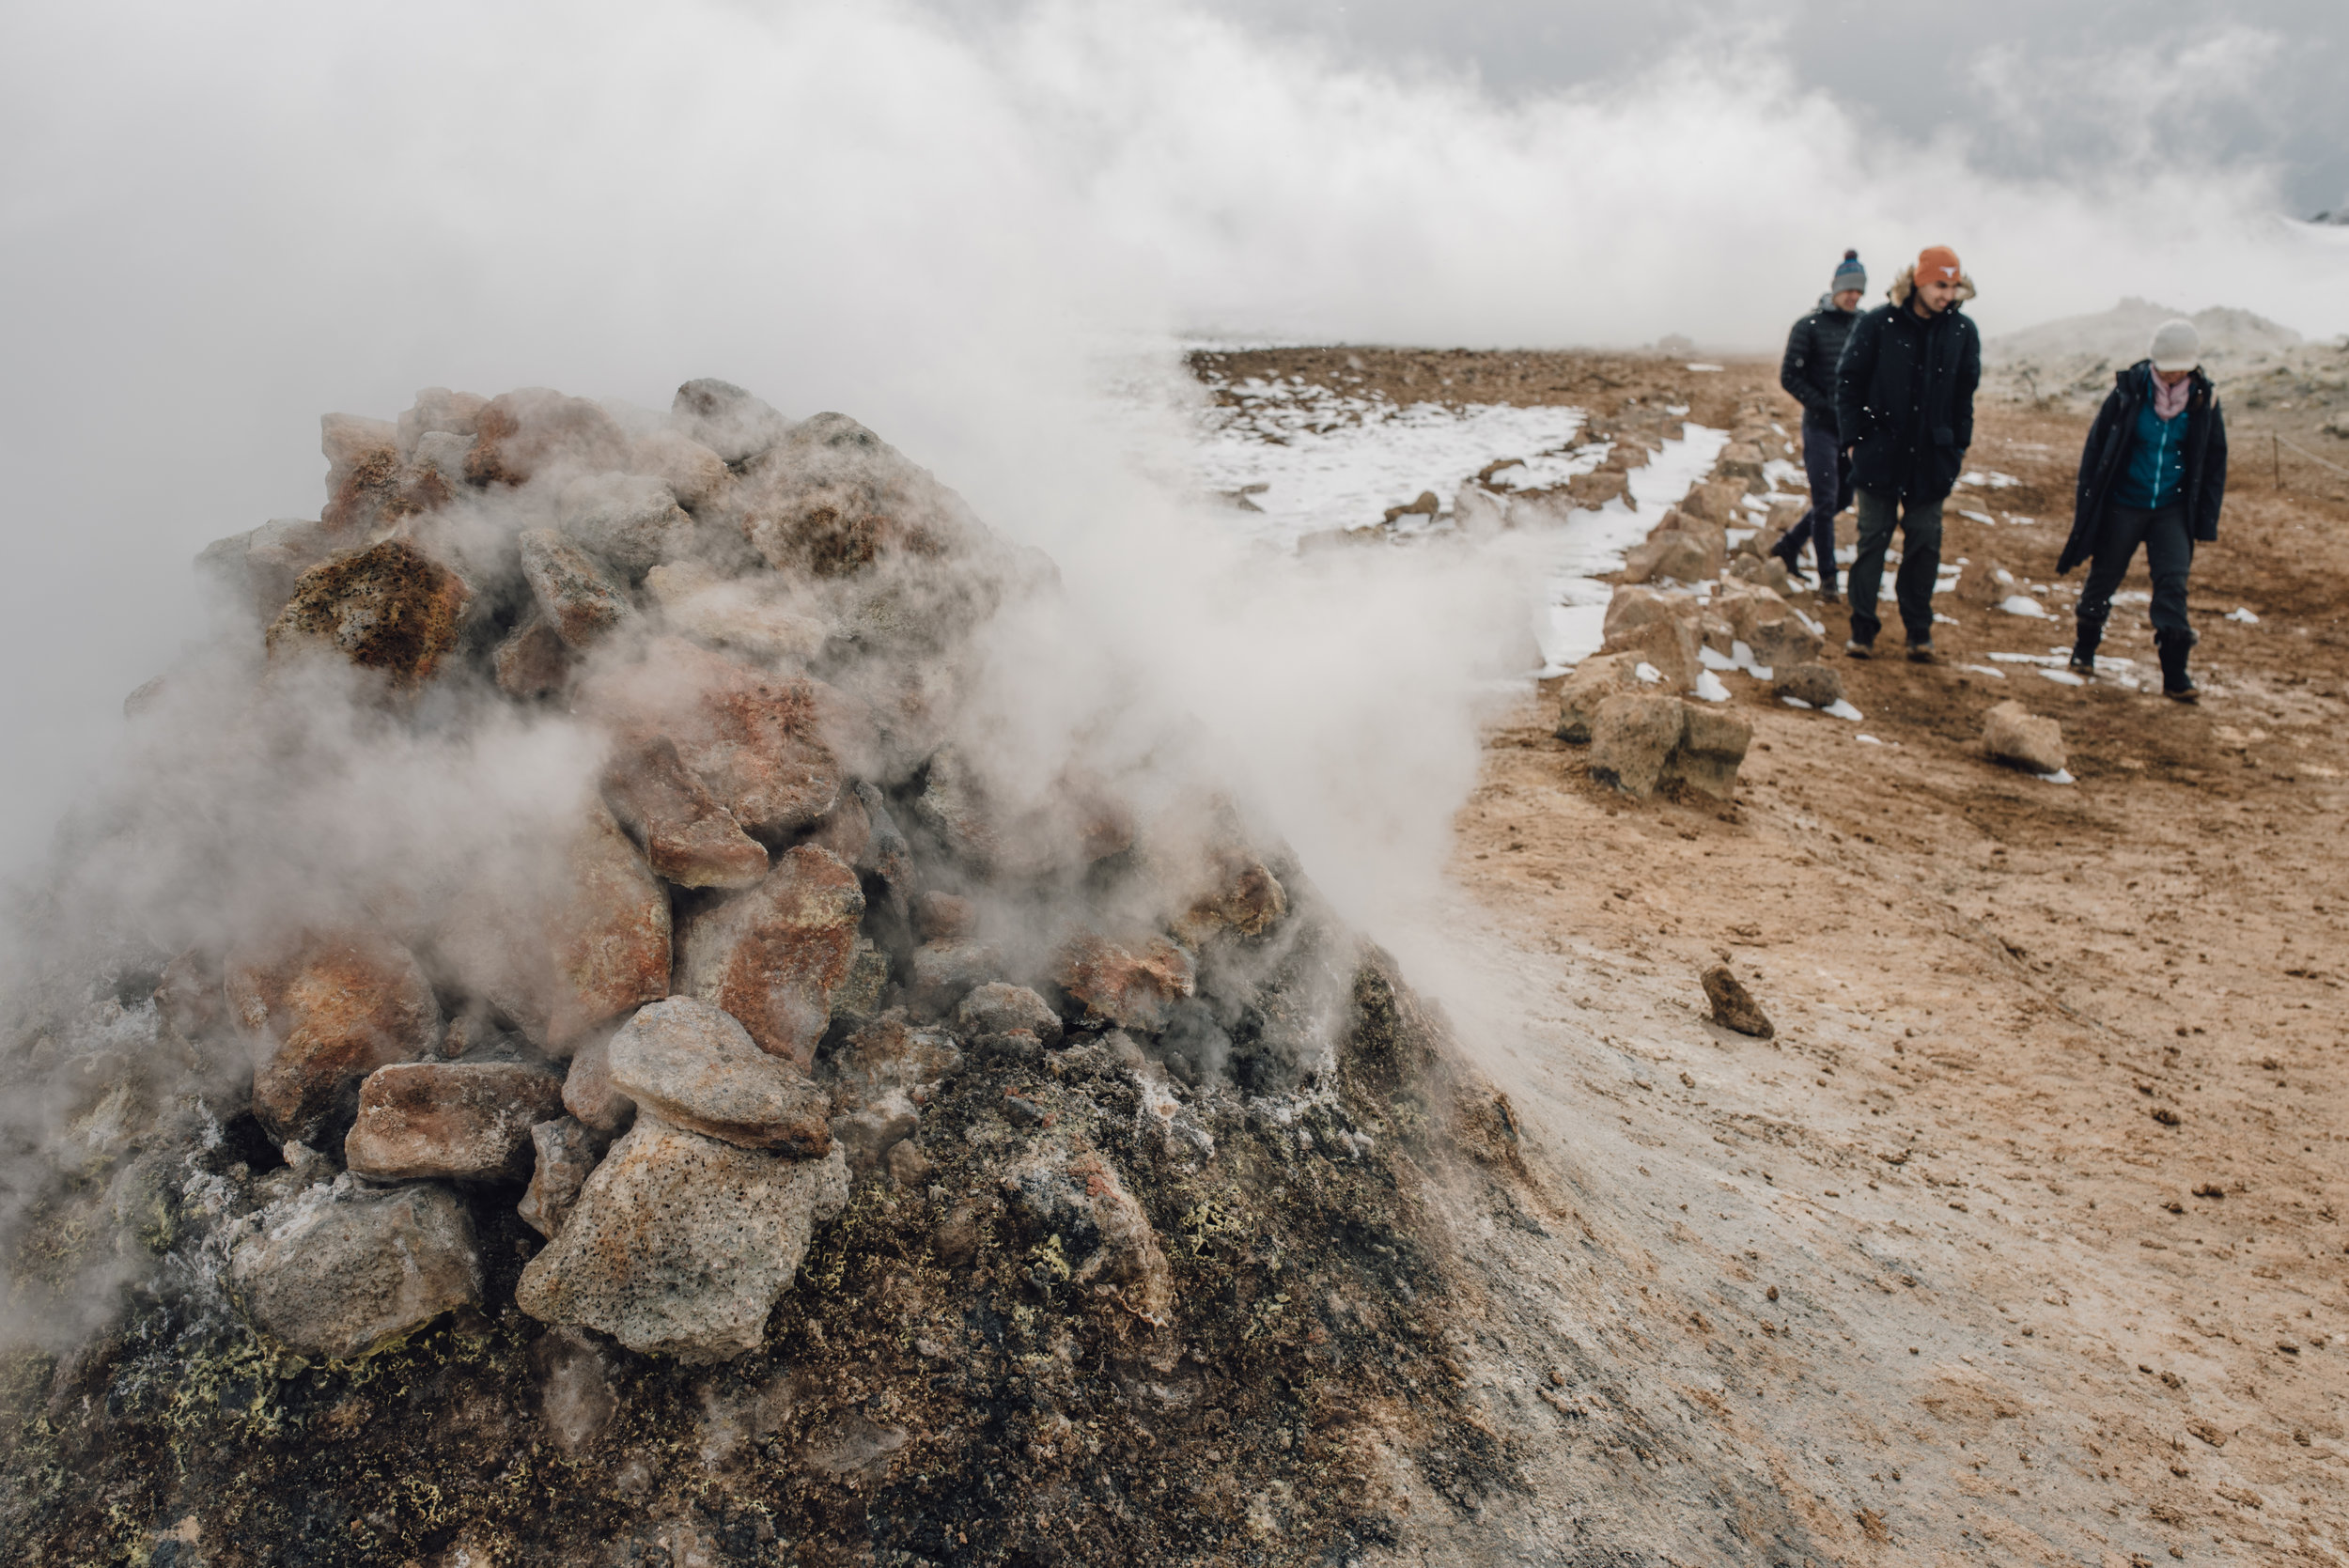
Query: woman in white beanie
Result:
<box><xmin>2058</xmin><ymin>318</ymin><xmax>2230</xmax><ymax>701</ymax></box>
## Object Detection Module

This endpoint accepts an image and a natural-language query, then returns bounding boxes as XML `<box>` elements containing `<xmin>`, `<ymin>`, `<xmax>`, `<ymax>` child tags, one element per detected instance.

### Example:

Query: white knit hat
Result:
<box><xmin>2149</xmin><ymin>318</ymin><xmax>2201</xmax><ymax>373</ymax></box>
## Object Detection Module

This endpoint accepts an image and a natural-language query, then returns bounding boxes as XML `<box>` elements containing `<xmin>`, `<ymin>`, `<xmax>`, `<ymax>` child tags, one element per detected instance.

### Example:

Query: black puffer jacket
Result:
<box><xmin>1780</xmin><ymin>295</ymin><xmax>1858</xmax><ymax>423</ymax></box>
<box><xmin>1833</xmin><ymin>268</ymin><xmax>1982</xmax><ymax>503</ymax></box>
<box><xmin>2058</xmin><ymin>362</ymin><xmax>2228</xmax><ymax>575</ymax></box>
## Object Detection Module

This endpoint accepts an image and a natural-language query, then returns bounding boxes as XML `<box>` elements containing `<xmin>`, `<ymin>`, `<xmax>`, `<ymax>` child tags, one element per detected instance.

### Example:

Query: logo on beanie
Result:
<box><xmin>1916</xmin><ymin>245</ymin><xmax>1961</xmax><ymax>285</ymax></box>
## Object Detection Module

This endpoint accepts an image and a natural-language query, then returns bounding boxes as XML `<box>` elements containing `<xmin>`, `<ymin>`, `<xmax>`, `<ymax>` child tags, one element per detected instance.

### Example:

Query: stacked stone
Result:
<box><xmin>168</xmin><ymin>380</ymin><xmax>1310</xmax><ymax>1364</ymax></box>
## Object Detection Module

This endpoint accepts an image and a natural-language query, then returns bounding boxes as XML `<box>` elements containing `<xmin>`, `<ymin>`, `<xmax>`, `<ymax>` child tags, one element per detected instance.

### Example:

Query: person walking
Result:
<box><xmin>1832</xmin><ymin>244</ymin><xmax>1981</xmax><ymax>661</ymax></box>
<box><xmin>1772</xmin><ymin>250</ymin><xmax>1867</xmax><ymax>602</ymax></box>
<box><xmin>2058</xmin><ymin>318</ymin><xmax>2228</xmax><ymax>702</ymax></box>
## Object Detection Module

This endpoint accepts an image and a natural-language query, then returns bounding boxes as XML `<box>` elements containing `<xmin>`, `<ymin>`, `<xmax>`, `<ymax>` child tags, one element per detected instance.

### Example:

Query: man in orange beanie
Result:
<box><xmin>1832</xmin><ymin>244</ymin><xmax>1981</xmax><ymax>662</ymax></box>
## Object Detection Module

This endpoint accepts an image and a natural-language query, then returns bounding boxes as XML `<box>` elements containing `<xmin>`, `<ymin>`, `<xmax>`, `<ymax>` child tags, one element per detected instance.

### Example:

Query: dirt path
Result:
<box><xmin>1229</xmin><ymin>349</ymin><xmax>2349</xmax><ymax>1564</ymax></box>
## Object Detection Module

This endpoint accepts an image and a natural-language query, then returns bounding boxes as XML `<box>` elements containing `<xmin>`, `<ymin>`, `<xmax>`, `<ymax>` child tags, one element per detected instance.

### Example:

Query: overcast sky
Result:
<box><xmin>1176</xmin><ymin>0</ymin><xmax>2349</xmax><ymax>216</ymax></box>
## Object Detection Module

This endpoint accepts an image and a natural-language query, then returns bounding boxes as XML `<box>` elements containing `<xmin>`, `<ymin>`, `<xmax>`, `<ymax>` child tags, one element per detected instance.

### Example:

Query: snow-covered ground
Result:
<box><xmin>1174</xmin><ymin>370</ymin><xmax>1725</xmax><ymax>676</ymax></box>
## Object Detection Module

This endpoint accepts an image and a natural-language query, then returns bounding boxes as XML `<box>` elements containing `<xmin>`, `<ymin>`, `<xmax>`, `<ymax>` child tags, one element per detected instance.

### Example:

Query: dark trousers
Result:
<box><xmin>1776</xmin><ymin>413</ymin><xmax>1851</xmax><ymax>589</ymax></box>
<box><xmin>1846</xmin><ymin>488</ymin><xmax>1944</xmax><ymax>646</ymax></box>
<box><xmin>2077</xmin><ymin>502</ymin><xmax>2192</xmax><ymax>641</ymax></box>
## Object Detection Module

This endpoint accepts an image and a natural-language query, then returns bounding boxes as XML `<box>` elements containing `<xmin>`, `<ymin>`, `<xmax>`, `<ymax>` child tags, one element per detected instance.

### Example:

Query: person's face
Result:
<box><xmin>2155</xmin><ymin>366</ymin><xmax>2193</xmax><ymax>386</ymax></box>
<box><xmin>1915</xmin><ymin>274</ymin><xmax>1961</xmax><ymax>313</ymax></box>
<box><xmin>1833</xmin><ymin>289</ymin><xmax>1862</xmax><ymax>311</ymax></box>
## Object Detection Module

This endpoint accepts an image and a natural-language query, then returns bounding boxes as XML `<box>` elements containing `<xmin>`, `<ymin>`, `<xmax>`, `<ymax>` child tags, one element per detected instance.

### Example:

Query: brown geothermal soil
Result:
<box><xmin>1200</xmin><ymin>347</ymin><xmax>2349</xmax><ymax>1565</ymax></box>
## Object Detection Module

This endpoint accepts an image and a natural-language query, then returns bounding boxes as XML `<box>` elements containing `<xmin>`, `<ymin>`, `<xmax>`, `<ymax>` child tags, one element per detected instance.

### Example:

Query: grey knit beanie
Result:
<box><xmin>2149</xmin><ymin>318</ymin><xmax>2201</xmax><ymax>372</ymax></box>
<box><xmin>1831</xmin><ymin>249</ymin><xmax>1866</xmax><ymax>295</ymax></box>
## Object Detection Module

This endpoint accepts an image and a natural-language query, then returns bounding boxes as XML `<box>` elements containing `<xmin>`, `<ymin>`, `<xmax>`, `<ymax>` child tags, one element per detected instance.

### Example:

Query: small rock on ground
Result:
<box><xmin>1701</xmin><ymin>964</ymin><xmax>1775</xmax><ymax>1038</ymax></box>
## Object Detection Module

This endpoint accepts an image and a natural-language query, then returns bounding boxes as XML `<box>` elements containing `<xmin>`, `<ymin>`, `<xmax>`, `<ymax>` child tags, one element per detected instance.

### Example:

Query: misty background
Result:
<box><xmin>2</xmin><ymin>0</ymin><xmax>2343</xmax><ymax>907</ymax></box>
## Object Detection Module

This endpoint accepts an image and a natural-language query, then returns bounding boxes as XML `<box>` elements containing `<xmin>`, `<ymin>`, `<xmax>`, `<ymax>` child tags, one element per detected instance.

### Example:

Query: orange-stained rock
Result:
<box><xmin>265</xmin><ymin>539</ymin><xmax>472</xmax><ymax>689</ymax></box>
<box><xmin>804</xmin><ymin>786</ymin><xmax>870</xmax><ymax>867</ymax></box>
<box><xmin>583</xmin><ymin>638</ymin><xmax>847</xmax><ymax>837</ymax></box>
<box><xmin>911</xmin><ymin>890</ymin><xmax>975</xmax><ymax>942</ymax></box>
<box><xmin>561</xmin><ymin>1032</ymin><xmax>635</xmax><ymax>1136</ymax></box>
<box><xmin>546</xmin><ymin>802</ymin><xmax>672</xmax><ymax>1049</ymax></box>
<box><xmin>1053</xmin><ymin>933</ymin><xmax>1196</xmax><ymax>1034</ymax></box>
<box><xmin>1174</xmin><ymin>852</ymin><xmax>1288</xmax><ymax>944</ymax></box>
<box><xmin>344</xmin><ymin>1061</ymin><xmax>566</xmax><ymax>1181</ymax></box>
<box><xmin>518</xmin><ymin>1116</ymin><xmax>601</xmax><ymax>1238</ymax></box>
<box><xmin>732</xmin><ymin>412</ymin><xmax>970</xmax><ymax>577</ymax></box>
<box><xmin>437</xmin><ymin>802</ymin><xmax>671</xmax><ymax>1052</ymax></box>
<box><xmin>228</xmin><ymin>927</ymin><xmax>442</xmax><ymax>1144</ymax></box>
<box><xmin>603</xmin><ymin>998</ymin><xmax>831</xmax><ymax>1156</ymax></box>
<box><xmin>492</xmin><ymin>613</ymin><xmax>572</xmax><ymax>699</ymax></box>
<box><xmin>463</xmin><ymin>388</ymin><xmax>630</xmax><ymax>488</ymax></box>
<box><xmin>519</xmin><ymin>529</ymin><xmax>636</xmax><ymax>651</ymax></box>
<box><xmin>603</xmin><ymin>737</ymin><xmax>768</xmax><ymax>891</ymax></box>
<box><xmin>675</xmin><ymin>846</ymin><xmax>863</xmax><ymax>1069</ymax></box>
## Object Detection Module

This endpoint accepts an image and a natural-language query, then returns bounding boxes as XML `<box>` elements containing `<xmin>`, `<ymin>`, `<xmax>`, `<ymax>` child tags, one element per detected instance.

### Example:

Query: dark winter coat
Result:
<box><xmin>2059</xmin><ymin>362</ymin><xmax>2228</xmax><ymax>575</ymax></box>
<box><xmin>1832</xmin><ymin>267</ymin><xmax>1983</xmax><ymax>504</ymax></box>
<box><xmin>1780</xmin><ymin>295</ymin><xmax>1858</xmax><ymax>425</ymax></box>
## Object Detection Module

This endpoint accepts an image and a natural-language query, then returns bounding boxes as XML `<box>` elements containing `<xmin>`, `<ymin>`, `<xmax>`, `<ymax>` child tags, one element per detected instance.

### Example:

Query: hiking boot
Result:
<box><xmin>1906</xmin><ymin>641</ymin><xmax>1937</xmax><ymax>664</ymax></box>
<box><xmin>1818</xmin><ymin>586</ymin><xmax>1842</xmax><ymax>606</ymax></box>
<box><xmin>2156</xmin><ymin>629</ymin><xmax>2199</xmax><ymax>703</ymax></box>
<box><xmin>1843</xmin><ymin>638</ymin><xmax>1873</xmax><ymax>660</ymax></box>
<box><xmin>2069</xmin><ymin>621</ymin><xmax>2102</xmax><ymax>675</ymax></box>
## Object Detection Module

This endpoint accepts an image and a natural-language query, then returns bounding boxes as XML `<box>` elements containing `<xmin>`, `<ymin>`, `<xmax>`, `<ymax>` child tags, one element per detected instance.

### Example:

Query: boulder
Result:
<box><xmin>230</xmin><ymin>927</ymin><xmax>442</xmax><ymax>1145</ymax></box>
<box><xmin>1599</xmin><ymin>585</ymin><xmax>1699</xmax><ymax>645</ymax></box>
<box><xmin>675</xmin><ymin>845</ymin><xmax>865</xmax><ymax>1069</ymax></box>
<box><xmin>1715</xmin><ymin>582</ymin><xmax>1791</xmax><ymax>643</ymax></box>
<box><xmin>1620</xmin><ymin>531</ymin><xmax>1713</xmax><ymax>586</ymax></box>
<box><xmin>628</xmin><ymin>428</ymin><xmax>732</xmax><ymax>511</ymax></box>
<box><xmin>1053</xmin><ymin>933</ymin><xmax>1196</xmax><ymax>1033</ymax></box>
<box><xmin>1587</xmin><ymin>693</ymin><xmax>1688</xmax><ymax>799</ymax></box>
<box><xmin>465</xmin><ymin>388</ymin><xmax>631</xmax><ymax>488</ymax></box>
<box><xmin>265</xmin><ymin>539</ymin><xmax>472</xmax><ymax>689</ymax></box>
<box><xmin>1663</xmin><ymin>706</ymin><xmax>1753</xmax><ymax>800</ymax></box>
<box><xmin>672</xmin><ymin>379</ymin><xmax>790</xmax><ymax>465</ymax></box>
<box><xmin>583</xmin><ymin>638</ymin><xmax>848</xmax><ymax>838</ymax></box>
<box><xmin>912</xmin><ymin>891</ymin><xmax>977</xmax><ymax>942</ymax></box>
<box><xmin>344</xmin><ymin>1061</ymin><xmax>566</xmax><ymax>1182</ymax></box>
<box><xmin>830</xmin><ymin>939</ymin><xmax>893</xmax><ymax>1028</ymax></box>
<box><xmin>230</xmin><ymin>1177</ymin><xmax>482</xmax><ymax>1359</ymax></box>
<box><xmin>1597</xmin><ymin>613</ymin><xmax>1698</xmax><ymax>693</ymax></box>
<box><xmin>603</xmin><ymin>736</ymin><xmax>769</xmax><ymax>891</ymax></box>
<box><xmin>319</xmin><ymin>414</ymin><xmax>403</xmax><ymax>533</ymax></box>
<box><xmin>518</xmin><ymin>1117</ymin><xmax>601</xmax><ymax>1239</ymax></box>
<box><xmin>1724</xmin><ymin>552</ymin><xmax>1796</xmax><ymax>597</ymax></box>
<box><xmin>1000</xmin><ymin>1134</ymin><xmax>1173</xmax><ymax>1327</ymax></box>
<box><xmin>492</xmin><ymin>613</ymin><xmax>572</xmax><ymax>699</ymax></box>
<box><xmin>396</xmin><ymin>388</ymin><xmax>487</xmax><ymax>459</ymax></box>
<box><xmin>803</xmin><ymin>785</ymin><xmax>872</xmax><ymax>866</ymax></box>
<box><xmin>1746</xmin><ymin>613</ymin><xmax>1824</xmax><ymax>672</ymax></box>
<box><xmin>1552</xmin><ymin>653</ymin><xmax>1642</xmax><ymax>745</ymax></box>
<box><xmin>956</xmin><ymin>983</ymin><xmax>1062</xmax><ymax>1047</ymax></box>
<box><xmin>515</xmin><ymin>1119</ymin><xmax>848</xmax><ymax>1362</ymax></box>
<box><xmin>645</xmin><ymin>563</ymin><xmax>829</xmax><ymax>664</ymax></box>
<box><xmin>1714</xmin><ymin>442</ymin><xmax>1767</xmax><ymax>483</ymax></box>
<box><xmin>603</xmin><ymin>998</ymin><xmax>832</xmax><ymax>1156</ymax></box>
<box><xmin>1701</xmin><ymin>964</ymin><xmax>1774</xmax><ymax>1038</ymax></box>
<box><xmin>733</xmin><ymin>411</ymin><xmax>972</xmax><ymax>577</ymax></box>
<box><xmin>1956</xmin><ymin>558</ymin><xmax>2015</xmax><ymax>609</ymax></box>
<box><xmin>556</xmin><ymin>474</ymin><xmax>694</xmax><ymax>581</ymax></box>
<box><xmin>519</xmin><ymin>529</ymin><xmax>637</xmax><ymax>651</ymax></box>
<box><xmin>1565</xmin><ymin>469</ymin><xmax>1628</xmax><ymax>507</ymax></box>
<box><xmin>1679</xmin><ymin>479</ymin><xmax>1751</xmax><ymax>524</ymax></box>
<box><xmin>1174</xmin><ymin>850</ymin><xmax>1287</xmax><ymax>942</ymax></box>
<box><xmin>1983</xmin><ymin>701</ymin><xmax>2066</xmax><ymax>775</ymax></box>
<box><xmin>546</xmin><ymin>801</ymin><xmax>673</xmax><ymax>1048</ymax></box>
<box><xmin>562</xmin><ymin>1033</ymin><xmax>635</xmax><ymax>1136</ymax></box>
<box><xmin>197</xmin><ymin>518</ymin><xmax>335</xmax><ymax>625</ymax></box>
<box><xmin>1764</xmin><ymin>496</ymin><xmax>1806</xmax><ymax>536</ymax></box>
<box><xmin>1772</xmin><ymin>662</ymin><xmax>1844</xmax><ymax>707</ymax></box>
<box><xmin>909</xmin><ymin>939</ymin><xmax>1000</xmax><ymax>1015</ymax></box>
<box><xmin>829</xmin><ymin>1012</ymin><xmax>964</xmax><ymax>1162</ymax></box>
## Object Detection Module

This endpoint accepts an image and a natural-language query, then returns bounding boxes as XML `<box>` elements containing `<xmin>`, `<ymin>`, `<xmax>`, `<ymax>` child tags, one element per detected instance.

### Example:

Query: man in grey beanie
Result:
<box><xmin>2059</xmin><ymin>318</ymin><xmax>2229</xmax><ymax>701</ymax></box>
<box><xmin>1773</xmin><ymin>250</ymin><xmax>1867</xmax><ymax>601</ymax></box>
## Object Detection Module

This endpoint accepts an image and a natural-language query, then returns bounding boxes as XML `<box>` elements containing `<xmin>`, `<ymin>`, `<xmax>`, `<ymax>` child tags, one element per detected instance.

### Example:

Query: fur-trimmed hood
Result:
<box><xmin>1887</xmin><ymin>264</ymin><xmax>1977</xmax><ymax>308</ymax></box>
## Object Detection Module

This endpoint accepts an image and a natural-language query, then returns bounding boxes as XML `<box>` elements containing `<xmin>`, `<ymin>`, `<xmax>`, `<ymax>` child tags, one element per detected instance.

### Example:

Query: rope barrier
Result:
<box><xmin>2273</xmin><ymin>433</ymin><xmax>2349</xmax><ymax>479</ymax></box>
